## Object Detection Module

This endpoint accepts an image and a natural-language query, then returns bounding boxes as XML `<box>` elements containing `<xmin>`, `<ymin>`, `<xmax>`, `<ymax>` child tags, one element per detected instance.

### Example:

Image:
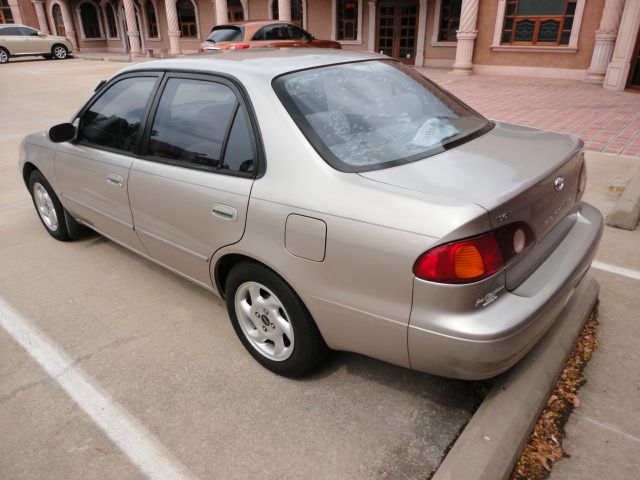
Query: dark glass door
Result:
<box><xmin>627</xmin><ymin>24</ymin><xmax>640</xmax><ymax>92</ymax></box>
<box><xmin>377</xmin><ymin>0</ymin><xmax>419</xmax><ymax>65</ymax></box>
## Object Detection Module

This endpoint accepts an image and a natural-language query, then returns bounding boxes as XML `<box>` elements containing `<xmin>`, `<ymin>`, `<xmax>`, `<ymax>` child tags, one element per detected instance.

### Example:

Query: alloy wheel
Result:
<box><xmin>54</xmin><ymin>46</ymin><xmax>67</xmax><ymax>59</ymax></box>
<box><xmin>0</xmin><ymin>50</ymin><xmax>8</xmax><ymax>63</ymax></box>
<box><xmin>234</xmin><ymin>281</ymin><xmax>294</xmax><ymax>361</ymax></box>
<box><xmin>33</xmin><ymin>182</ymin><xmax>58</xmax><ymax>231</ymax></box>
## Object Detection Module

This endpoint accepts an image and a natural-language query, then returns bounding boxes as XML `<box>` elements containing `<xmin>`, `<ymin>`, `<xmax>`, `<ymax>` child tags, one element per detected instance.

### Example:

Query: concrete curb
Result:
<box><xmin>433</xmin><ymin>275</ymin><xmax>600</xmax><ymax>480</ymax></box>
<box><xmin>606</xmin><ymin>167</ymin><xmax>640</xmax><ymax>231</ymax></box>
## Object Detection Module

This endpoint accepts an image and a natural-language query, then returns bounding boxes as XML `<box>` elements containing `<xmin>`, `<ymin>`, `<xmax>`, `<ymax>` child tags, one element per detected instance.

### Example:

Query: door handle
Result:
<box><xmin>106</xmin><ymin>174</ymin><xmax>124</xmax><ymax>187</ymax></box>
<box><xmin>211</xmin><ymin>204</ymin><xmax>237</xmax><ymax>222</ymax></box>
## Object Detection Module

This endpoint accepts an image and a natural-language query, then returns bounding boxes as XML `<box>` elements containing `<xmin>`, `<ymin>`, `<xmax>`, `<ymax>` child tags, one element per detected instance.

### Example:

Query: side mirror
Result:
<box><xmin>38</xmin><ymin>32</ymin><xmax>47</xmax><ymax>38</ymax></box>
<box><xmin>48</xmin><ymin>123</ymin><xmax>77</xmax><ymax>143</ymax></box>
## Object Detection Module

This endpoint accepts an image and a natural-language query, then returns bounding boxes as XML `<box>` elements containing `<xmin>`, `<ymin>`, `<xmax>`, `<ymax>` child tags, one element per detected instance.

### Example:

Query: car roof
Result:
<box><xmin>120</xmin><ymin>49</ymin><xmax>384</xmax><ymax>82</ymax></box>
<box><xmin>212</xmin><ymin>20</ymin><xmax>306</xmax><ymax>38</ymax></box>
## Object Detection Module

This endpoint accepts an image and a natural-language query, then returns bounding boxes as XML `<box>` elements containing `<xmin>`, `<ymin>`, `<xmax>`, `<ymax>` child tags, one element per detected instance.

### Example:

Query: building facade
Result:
<box><xmin>2</xmin><ymin>0</ymin><xmax>640</xmax><ymax>91</ymax></box>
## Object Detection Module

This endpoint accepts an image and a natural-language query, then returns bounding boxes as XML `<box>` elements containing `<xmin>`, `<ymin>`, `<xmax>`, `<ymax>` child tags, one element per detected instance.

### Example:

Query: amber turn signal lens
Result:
<box><xmin>454</xmin><ymin>245</ymin><xmax>485</xmax><ymax>279</ymax></box>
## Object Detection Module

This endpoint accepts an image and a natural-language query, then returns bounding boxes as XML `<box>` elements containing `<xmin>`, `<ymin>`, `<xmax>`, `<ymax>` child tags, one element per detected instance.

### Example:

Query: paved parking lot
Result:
<box><xmin>0</xmin><ymin>59</ymin><xmax>480</xmax><ymax>479</ymax></box>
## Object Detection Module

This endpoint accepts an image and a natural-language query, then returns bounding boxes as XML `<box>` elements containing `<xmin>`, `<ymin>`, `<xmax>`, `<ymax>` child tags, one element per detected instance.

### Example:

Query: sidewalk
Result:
<box><xmin>417</xmin><ymin>67</ymin><xmax>640</xmax><ymax>157</ymax></box>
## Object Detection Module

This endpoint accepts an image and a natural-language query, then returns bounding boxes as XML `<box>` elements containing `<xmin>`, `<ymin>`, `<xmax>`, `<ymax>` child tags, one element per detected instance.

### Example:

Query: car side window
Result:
<box><xmin>146</xmin><ymin>78</ymin><xmax>237</xmax><ymax>170</ymax></box>
<box><xmin>20</xmin><ymin>27</ymin><xmax>39</xmax><ymax>36</ymax></box>
<box><xmin>255</xmin><ymin>25</ymin><xmax>289</xmax><ymax>41</ymax></box>
<box><xmin>0</xmin><ymin>27</ymin><xmax>24</xmax><ymax>36</ymax></box>
<box><xmin>222</xmin><ymin>108</ymin><xmax>254</xmax><ymax>174</ymax></box>
<box><xmin>287</xmin><ymin>26</ymin><xmax>308</xmax><ymax>40</ymax></box>
<box><xmin>77</xmin><ymin>76</ymin><xmax>157</xmax><ymax>153</ymax></box>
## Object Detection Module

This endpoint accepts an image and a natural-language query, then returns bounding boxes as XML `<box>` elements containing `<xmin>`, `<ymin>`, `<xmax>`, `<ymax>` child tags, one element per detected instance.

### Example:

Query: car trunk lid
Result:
<box><xmin>359</xmin><ymin>122</ymin><xmax>584</xmax><ymax>290</ymax></box>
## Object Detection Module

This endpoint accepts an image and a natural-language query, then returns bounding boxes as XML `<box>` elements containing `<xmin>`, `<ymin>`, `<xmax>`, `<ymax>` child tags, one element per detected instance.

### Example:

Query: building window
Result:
<box><xmin>228</xmin><ymin>0</ymin><xmax>244</xmax><ymax>21</ymax></box>
<box><xmin>337</xmin><ymin>0</ymin><xmax>358</xmax><ymax>41</ymax></box>
<box><xmin>438</xmin><ymin>0</ymin><xmax>461</xmax><ymax>41</ymax></box>
<box><xmin>0</xmin><ymin>0</ymin><xmax>14</xmax><ymax>24</ymax></box>
<box><xmin>80</xmin><ymin>2</ymin><xmax>103</xmax><ymax>39</ymax></box>
<box><xmin>177</xmin><ymin>0</ymin><xmax>197</xmax><ymax>38</ymax></box>
<box><xmin>52</xmin><ymin>3</ymin><xmax>65</xmax><ymax>35</ymax></box>
<box><xmin>146</xmin><ymin>1</ymin><xmax>159</xmax><ymax>38</ymax></box>
<box><xmin>271</xmin><ymin>0</ymin><xmax>304</xmax><ymax>27</ymax></box>
<box><xmin>105</xmin><ymin>3</ymin><xmax>118</xmax><ymax>38</ymax></box>
<box><xmin>501</xmin><ymin>0</ymin><xmax>577</xmax><ymax>45</ymax></box>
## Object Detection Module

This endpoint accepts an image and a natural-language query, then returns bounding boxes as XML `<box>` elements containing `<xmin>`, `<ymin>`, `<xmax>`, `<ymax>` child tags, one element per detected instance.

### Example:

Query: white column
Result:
<box><xmin>415</xmin><ymin>0</ymin><xmax>427</xmax><ymax>67</ymax></box>
<box><xmin>585</xmin><ymin>0</ymin><xmax>625</xmax><ymax>84</ymax></box>
<box><xmin>367</xmin><ymin>0</ymin><xmax>376</xmax><ymax>52</ymax></box>
<box><xmin>451</xmin><ymin>0</ymin><xmax>479</xmax><ymax>75</ymax></box>
<box><xmin>215</xmin><ymin>0</ymin><xmax>228</xmax><ymax>25</ymax></box>
<box><xmin>165</xmin><ymin>0</ymin><xmax>182</xmax><ymax>55</ymax></box>
<box><xmin>123</xmin><ymin>0</ymin><xmax>142</xmax><ymax>55</ymax></box>
<box><xmin>278</xmin><ymin>0</ymin><xmax>291</xmax><ymax>21</ymax></box>
<box><xmin>58</xmin><ymin>0</ymin><xmax>78</xmax><ymax>51</ymax></box>
<box><xmin>31</xmin><ymin>0</ymin><xmax>50</xmax><ymax>34</ymax></box>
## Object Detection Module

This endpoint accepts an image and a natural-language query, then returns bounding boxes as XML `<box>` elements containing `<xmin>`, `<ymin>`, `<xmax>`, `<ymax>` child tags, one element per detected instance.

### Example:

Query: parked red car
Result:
<box><xmin>200</xmin><ymin>21</ymin><xmax>341</xmax><ymax>51</ymax></box>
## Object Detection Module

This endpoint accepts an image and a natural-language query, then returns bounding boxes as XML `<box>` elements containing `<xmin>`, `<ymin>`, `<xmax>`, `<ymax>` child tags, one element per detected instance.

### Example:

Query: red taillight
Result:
<box><xmin>229</xmin><ymin>44</ymin><xmax>250</xmax><ymax>50</ymax></box>
<box><xmin>577</xmin><ymin>161</ymin><xmax>587</xmax><ymax>201</ymax></box>
<box><xmin>414</xmin><ymin>223</ymin><xmax>534</xmax><ymax>284</ymax></box>
<box><xmin>413</xmin><ymin>233</ymin><xmax>504</xmax><ymax>284</ymax></box>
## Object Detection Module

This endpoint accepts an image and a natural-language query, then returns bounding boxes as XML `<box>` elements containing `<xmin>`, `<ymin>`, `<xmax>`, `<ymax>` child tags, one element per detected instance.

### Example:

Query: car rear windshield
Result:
<box><xmin>206</xmin><ymin>26</ymin><xmax>243</xmax><ymax>43</ymax></box>
<box><xmin>273</xmin><ymin>60</ymin><xmax>493</xmax><ymax>172</ymax></box>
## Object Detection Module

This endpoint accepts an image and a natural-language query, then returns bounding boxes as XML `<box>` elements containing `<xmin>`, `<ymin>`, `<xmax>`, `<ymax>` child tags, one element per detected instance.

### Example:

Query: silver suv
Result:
<box><xmin>0</xmin><ymin>24</ymin><xmax>72</xmax><ymax>64</ymax></box>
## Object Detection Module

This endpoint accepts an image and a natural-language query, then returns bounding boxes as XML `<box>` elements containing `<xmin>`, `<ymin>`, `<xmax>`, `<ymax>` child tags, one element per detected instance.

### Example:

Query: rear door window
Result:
<box><xmin>77</xmin><ymin>76</ymin><xmax>158</xmax><ymax>153</ymax></box>
<box><xmin>253</xmin><ymin>24</ymin><xmax>289</xmax><ymax>41</ymax></box>
<box><xmin>145</xmin><ymin>77</ymin><xmax>255</xmax><ymax>174</ymax></box>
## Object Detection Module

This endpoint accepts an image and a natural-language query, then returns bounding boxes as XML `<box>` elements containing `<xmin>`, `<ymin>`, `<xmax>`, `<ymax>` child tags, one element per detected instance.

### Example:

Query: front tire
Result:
<box><xmin>29</xmin><ymin>170</ymin><xmax>70</xmax><ymax>241</ymax></box>
<box><xmin>225</xmin><ymin>262</ymin><xmax>327</xmax><ymax>377</ymax></box>
<box><xmin>0</xmin><ymin>48</ymin><xmax>9</xmax><ymax>64</ymax></box>
<box><xmin>52</xmin><ymin>44</ymin><xmax>68</xmax><ymax>60</ymax></box>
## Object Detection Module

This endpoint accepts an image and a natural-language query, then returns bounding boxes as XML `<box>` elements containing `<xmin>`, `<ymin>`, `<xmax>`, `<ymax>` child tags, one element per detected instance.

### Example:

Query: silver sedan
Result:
<box><xmin>18</xmin><ymin>50</ymin><xmax>603</xmax><ymax>379</ymax></box>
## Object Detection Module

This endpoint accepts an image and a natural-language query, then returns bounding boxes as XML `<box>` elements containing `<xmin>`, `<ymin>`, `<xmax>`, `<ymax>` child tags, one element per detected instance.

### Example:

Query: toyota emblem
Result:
<box><xmin>554</xmin><ymin>176</ymin><xmax>564</xmax><ymax>192</ymax></box>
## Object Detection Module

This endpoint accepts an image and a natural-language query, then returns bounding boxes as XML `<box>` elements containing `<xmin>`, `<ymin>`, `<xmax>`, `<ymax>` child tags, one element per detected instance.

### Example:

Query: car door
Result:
<box><xmin>128</xmin><ymin>74</ymin><xmax>258</xmax><ymax>288</ymax></box>
<box><xmin>19</xmin><ymin>26</ymin><xmax>47</xmax><ymax>53</ymax></box>
<box><xmin>285</xmin><ymin>25</ymin><xmax>312</xmax><ymax>47</ymax></box>
<box><xmin>55</xmin><ymin>73</ymin><xmax>161</xmax><ymax>253</ymax></box>
<box><xmin>0</xmin><ymin>25</ymin><xmax>28</xmax><ymax>54</ymax></box>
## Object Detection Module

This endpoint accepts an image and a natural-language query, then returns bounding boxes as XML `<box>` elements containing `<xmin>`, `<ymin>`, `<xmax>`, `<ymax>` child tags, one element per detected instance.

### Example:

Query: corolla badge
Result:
<box><xmin>554</xmin><ymin>176</ymin><xmax>565</xmax><ymax>192</ymax></box>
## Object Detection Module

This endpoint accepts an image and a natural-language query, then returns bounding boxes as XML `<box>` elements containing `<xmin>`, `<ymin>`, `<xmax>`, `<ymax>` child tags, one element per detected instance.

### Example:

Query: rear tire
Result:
<box><xmin>0</xmin><ymin>48</ymin><xmax>9</xmax><ymax>64</ymax></box>
<box><xmin>52</xmin><ymin>44</ymin><xmax>68</xmax><ymax>60</ymax></box>
<box><xmin>225</xmin><ymin>262</ymin><xmax>328</xmax><ymax>377</ymax></box>
<box><xmin>29</xmin><ymin>170</ymin><xmax>70</xmax><ymax>241</ymax></box>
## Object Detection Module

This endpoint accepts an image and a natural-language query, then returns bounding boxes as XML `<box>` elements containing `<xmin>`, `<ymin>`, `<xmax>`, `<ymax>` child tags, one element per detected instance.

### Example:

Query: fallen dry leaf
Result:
<box><xmin>510</xmin><ymin>309</ymin><xmax>599</xmax><ymax>480</ymax></box>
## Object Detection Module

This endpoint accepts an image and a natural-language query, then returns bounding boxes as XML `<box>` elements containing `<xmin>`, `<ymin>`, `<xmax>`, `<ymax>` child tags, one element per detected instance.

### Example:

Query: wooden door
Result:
<box><xmin>626</xmin><ymin>23</ymin><xmax>640</xmax><ymax>92</ymax></box>
<box><xmin>377</xmin><ymin>0</ymin><xmax>419</xmax><ymax>65</ymax></box>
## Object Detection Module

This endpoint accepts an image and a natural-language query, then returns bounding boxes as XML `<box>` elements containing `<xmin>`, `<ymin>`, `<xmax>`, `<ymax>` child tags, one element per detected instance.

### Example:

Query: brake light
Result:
<box><xmin>577</xmin><ymin>161</ymin><xmax>587</xmax><ymax>201</ymax></box>
<box><xmin>414</xmin><ymin>223</ymin><xmax>534</xmax><ymax>284</ymax></box>
<box><xmin>229</xmin><ymin>44</ymin><xmax>250</xmax><ymax>50</ymax></box>
<box><xmin>414</xmin><ymin>233</ymin><xmax>504</xmax><ymax>284</ymax></box>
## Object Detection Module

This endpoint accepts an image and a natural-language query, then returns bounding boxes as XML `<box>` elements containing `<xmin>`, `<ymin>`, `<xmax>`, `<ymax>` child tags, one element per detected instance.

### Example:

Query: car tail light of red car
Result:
<box><xmin>228</xmin><ymin>44</ymin><xmax>250</xmax><ymax>50</ymax></box>
<box><xmin>413</xmin><ymin>223</ymin><xmax>534</xmax><ymax>284</ymax></box>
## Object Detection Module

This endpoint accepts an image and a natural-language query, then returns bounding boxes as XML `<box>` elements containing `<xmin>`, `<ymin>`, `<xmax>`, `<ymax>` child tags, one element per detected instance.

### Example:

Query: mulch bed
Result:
<box><xmin>510</xmin><ymin>307</ymin><xmax>599</xmax><ymax>480</ymax></box>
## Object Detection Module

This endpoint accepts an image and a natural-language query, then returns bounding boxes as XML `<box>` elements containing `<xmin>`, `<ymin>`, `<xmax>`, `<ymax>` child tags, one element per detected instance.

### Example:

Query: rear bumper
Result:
<box><xmin>408</xmin><ymin>202</ymin><xmax>603</xmax><ymax>380</ymax></box>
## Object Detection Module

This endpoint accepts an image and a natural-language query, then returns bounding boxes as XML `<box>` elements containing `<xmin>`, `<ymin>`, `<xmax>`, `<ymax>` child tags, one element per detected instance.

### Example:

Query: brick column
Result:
<box><xmin>123</xmin><ymin>0</ymin><xmax>142</xmax><ymax>56</ymax></box>
<box><xmin>7</xmin><ymin>0</ymin><xmax>22</xmax><ymax>24</ymax></box>
<box><xmin>165</xmin><ymin>0</ymin><xmax>183</xmax><ymax>55</ymax></box>
<box><xmin>215</xmin><ymin>0</ymin><xmax>228</xmax><ymax>25</ymax></box>
<box><xmin>451</xmin><ymin>0</ymin><xmax>479</xmax><ymax>75</ymax></box>
<box><xmin>367</xmin><ymin>0</ymin><xmax>376</xmax><ymax>52</ymax></box>
<box><xmin>32</xmin><ymin>0</ymin><xmax>50</xmax><ymax>34</ymax></box>
<box><xmin>585</xmin><ymin>0</ymin><xmax>625</xmax><ymax>84</ymax></box>
<box><xmin>278</xmin><ymin>0</ymin><xmax>291</xmax><ymax>22</ymax></box>
<box><xmin>58</xmin><ymin>0</ymin><xmax>78</xmax><ymax>51</ymax></box>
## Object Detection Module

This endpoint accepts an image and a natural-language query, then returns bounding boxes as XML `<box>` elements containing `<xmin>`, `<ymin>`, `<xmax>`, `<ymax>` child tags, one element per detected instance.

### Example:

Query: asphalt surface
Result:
<box><xmin>0</xmin><ymin>58</ymin><xmax>480</xmax><ymax>479</ymax></box>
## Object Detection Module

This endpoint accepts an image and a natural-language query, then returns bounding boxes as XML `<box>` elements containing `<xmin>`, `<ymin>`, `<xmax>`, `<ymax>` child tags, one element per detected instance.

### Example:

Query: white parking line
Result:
<box><xmin>0</xmin><ymin>298</ymin><xmax>198</xmax><ymax>480</ymax></box>
<box><xmin>592</xmin><ymin>261</ymin><xmax>640</xmax><ymax>281</ymax></box>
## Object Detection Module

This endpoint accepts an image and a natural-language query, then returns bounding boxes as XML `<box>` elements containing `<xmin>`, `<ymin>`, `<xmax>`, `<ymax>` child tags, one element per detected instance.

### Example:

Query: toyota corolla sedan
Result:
<box><xmin>19</xmin><ymin>50</ymin><xmax>603</xmax><ymax>379</ymax></box>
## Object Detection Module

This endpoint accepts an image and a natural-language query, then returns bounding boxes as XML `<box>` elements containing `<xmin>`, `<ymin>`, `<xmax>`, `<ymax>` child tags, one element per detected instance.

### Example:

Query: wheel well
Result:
<box><xmin>22</xmin><ymin>162</ymin><xmax>38</xmax><ymax>188</ymax></box>
<box><xmin>0</xmin><ymin>46</ymin><xmax>9</xmax><ymax>54</ymax></box>
<box><xmin>215</xmin><ymin>254</ymin><xmax>266</xmax><ymax>297</ymax></box>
